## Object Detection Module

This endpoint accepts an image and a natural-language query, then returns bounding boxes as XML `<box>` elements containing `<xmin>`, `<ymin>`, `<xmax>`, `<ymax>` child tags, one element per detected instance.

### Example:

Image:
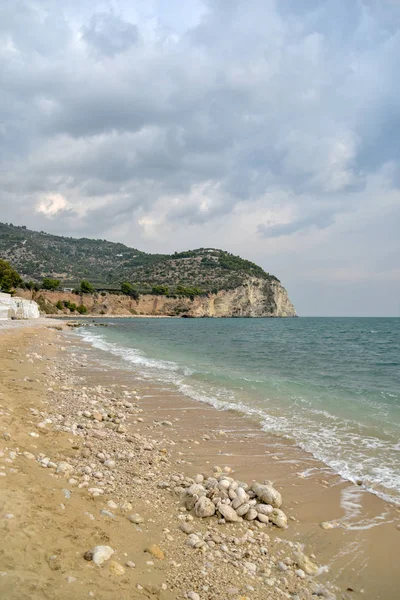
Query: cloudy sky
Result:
<box><xmin>1</xmin><ymin>0</ymin><xmax>399</xmax><ymax>316</ymax></box>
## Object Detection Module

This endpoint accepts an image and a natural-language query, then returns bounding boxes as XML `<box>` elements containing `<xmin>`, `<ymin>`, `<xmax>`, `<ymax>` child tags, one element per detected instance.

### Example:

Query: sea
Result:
<box><xmin>75</xmin><ymin>317</ymin><xmax>400</xmax><ymax>505</ymax></box>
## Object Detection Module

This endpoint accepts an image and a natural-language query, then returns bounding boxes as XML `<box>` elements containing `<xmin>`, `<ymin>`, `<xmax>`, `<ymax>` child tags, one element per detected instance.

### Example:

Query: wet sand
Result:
<box><xmin>78</xmin><ymin>333</ymin><xmax>400</xmax><ymax>600</ymax></box>
<box><xmin>0</xmin><ymin>321</ymin><xmax>399</xmax><ymax>600</ymax></box>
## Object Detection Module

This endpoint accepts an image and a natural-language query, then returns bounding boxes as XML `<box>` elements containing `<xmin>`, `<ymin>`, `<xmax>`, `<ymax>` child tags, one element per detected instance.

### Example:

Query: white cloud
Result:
<box><xmin>35</xmin><ymin>193</ymin><xmax>69</xmax><ymax>216</ymax></box>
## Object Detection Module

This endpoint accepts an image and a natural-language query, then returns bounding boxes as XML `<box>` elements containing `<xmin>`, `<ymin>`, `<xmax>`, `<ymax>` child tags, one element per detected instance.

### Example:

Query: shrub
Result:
<box><xmin>77</xmin><ymin>305</ymin><xmax>88</xmax><ymax>314</ymax></box>
<box><xmin>55</xmin><ymin>300</ymin><xmax>63</xmax><ymax>310</ymax></box>
<box><xmin>121</xmin><ymin>282</ymin><xmax>133</xmax><ymax>295</ymax></box>
<box><xmin>42</xmin><ymin>277</ymin><xmax>60</xmax><ymax>290</ymax></box>
<box><xmin>152</xmin><ymin>285</ymin><xmax>169</xmax><ymax>296</ymax></box>
<box><xmin>80</xmin><ymin>280</ymin><xmax>94</xmax><ymax>294</ymax></box>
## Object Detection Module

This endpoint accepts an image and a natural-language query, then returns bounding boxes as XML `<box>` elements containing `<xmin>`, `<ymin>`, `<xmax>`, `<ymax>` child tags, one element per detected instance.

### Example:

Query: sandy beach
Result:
<box><xmin>0</xmin><ymin>320</ymin><xmax>399</xmax><ymax>600</ymax></box>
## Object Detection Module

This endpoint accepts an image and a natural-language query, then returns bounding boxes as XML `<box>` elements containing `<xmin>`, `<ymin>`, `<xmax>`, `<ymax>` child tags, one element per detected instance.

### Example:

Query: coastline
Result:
<box><xmin>0</xmin><ymin>320</ymin><xmax>398</xmax><ymax>600</ymax></box>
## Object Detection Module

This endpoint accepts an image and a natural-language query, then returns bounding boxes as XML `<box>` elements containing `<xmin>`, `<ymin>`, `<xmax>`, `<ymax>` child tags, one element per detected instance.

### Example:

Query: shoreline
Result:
<box><xmin>1</xmin><ymin>320</ymin><xmax>399</xmax><ymax>599</ymax></box>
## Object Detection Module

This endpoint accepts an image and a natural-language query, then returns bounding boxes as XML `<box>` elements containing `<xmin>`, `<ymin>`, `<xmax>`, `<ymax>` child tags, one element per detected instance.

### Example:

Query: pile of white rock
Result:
<box><xmin>180</xmin><ymin>470</ymin><xmax>288</xmax><ymax>529</ymax></box>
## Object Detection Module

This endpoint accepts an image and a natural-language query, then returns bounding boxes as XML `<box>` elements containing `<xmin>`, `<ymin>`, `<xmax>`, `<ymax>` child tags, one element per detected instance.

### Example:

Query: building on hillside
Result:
<box><xmin>0</xmin><ymin>292</ymin><xmax>40</xmax><ymax>320</ymax></box>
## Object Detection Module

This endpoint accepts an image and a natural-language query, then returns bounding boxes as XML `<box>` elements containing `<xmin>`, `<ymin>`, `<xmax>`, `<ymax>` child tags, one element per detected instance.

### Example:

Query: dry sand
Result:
<box><xmin>0</xmin><ymin>321</ymin><xmax>399</xmax><ymax>600</ymax></box>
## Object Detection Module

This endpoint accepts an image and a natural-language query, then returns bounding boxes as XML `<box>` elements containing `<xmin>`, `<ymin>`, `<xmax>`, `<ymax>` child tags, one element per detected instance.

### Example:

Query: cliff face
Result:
<box><xmin>0</xmin><ymin>292</ymin><xmax>40</xmax><ymax>320</ymax></box>
<box><xmin>17</xmin><ymin>278</ymin><xmax>296</xmax><ymax>318</ymax></box>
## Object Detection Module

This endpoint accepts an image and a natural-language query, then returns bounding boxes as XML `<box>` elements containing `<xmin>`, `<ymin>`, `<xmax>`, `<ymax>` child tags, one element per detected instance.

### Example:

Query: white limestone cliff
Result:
<box><xmin>0</xmin><ymin>293</ymin><xmax>40</xmax><ymax>320</ymax></box>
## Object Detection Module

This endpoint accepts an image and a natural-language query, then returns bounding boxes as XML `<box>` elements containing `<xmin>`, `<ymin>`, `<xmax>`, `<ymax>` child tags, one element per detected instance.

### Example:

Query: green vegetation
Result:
<box><xmin>152</xmin><ymin>285</ymin><xmax>169</xmax><ymax>296</ymax></box>
<box><xmin>121</xmin><ymin>282</ymin><xmax>140</xmax><ymax>301</ymax></box>
<box><xmin>77</xmin><ymin>304</ymin><xmax>88</xmax><ymax>314</ymax></box>
<box><xmin>80</xmin><ymin>280</ymin><xmax>94</xmax><ymax>294</ymax></box>
<box><xmin>0</xmin><ymin>223</ymin><xmax>280</xmax><ymax>294</ymax></box>
<box><xmin>55</xmin><ymin>300</ymin><xmax>63</xmax><ymax>310</ymax></box>
<box><xmin>0</xmin><ymin>258</ymin><xmax>22</xmax><ymax>292</ymax></box>
<box><xmin>42</xmin><ymin>277</ymin><xmax>60</xmax><ymax>290</ymax></box>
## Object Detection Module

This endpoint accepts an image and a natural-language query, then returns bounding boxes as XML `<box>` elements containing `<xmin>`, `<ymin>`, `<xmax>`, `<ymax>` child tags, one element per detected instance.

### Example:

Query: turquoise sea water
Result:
<box><xmin>77</xmin><ymin>317</ymin><xmax>400</xmax><ymax>504</ymax></box>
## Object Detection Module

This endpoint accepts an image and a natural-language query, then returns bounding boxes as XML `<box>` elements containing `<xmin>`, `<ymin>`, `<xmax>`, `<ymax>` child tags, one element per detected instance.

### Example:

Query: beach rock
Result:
<box><xmin>294</xmin><ymin>552</ymin><xmax>319</xmax><ymax>576</ymax></box>
<box><xmin>252</xmin><ymin>483</ymin><xmax>282</xmax><ymax>508</ymax></box>
<box><xmin>256</xmin><ymin>504</ymin><xmax>273</xmax><ymax>515</ymax></box>
<box><xmin>109</xmin><ymin>561</ymin><xmax>125</xmax><ymax>576</ymax></box>
<box><xmin>244</xmin><ymin>508</ymin><xmax>258</xmax><ymax>521</ymax></box>
<box><xmin>86</xmin><ymin>546</ymin><xmax>114</xmax><ymax>565</ymax></box>
<box><xmin>180</xmin><ymin>522</ymin><xmax>194</xmax><ymax>535</ymax></box>
<box><xmin>56</xmin><ymin>461</ymin><xmax>74</xmax><ymax>475</ymax></box>
<box><xmin>320</xmin><ymin>521</ymin><xmax>334</xmax><ymax>530</ymax></box>
<box><xmin>269</xmin><ymin>508</ymin><xmax>288</xmax><ymax>528</ymax></box>
<box><xmin>236</xmin><ymin>487</ymin><xmax>249</xmax><ymax>504</ymax></box>
<box><xmin>195</xmin><ymin>497</ymin><xmax>216</xmax><ymax>518</ymax></box>
<box><xmin>127</xmin><ymin>513</ymin><xmax>144</xmax><ymax>524</ymax></box>
<box><xmin>218</xmin><ymin>505</ymin><xmax>239</xmax><ymax>522</ymax></box>
<box><xmin>257</xmin><ymin>513</ymin><xmax>269</xmax><ymax>524</ymax></box>
<box><xmin>236</xmin><ymin>503</ymin><xmax>251</xmax><ymax>517</ymax></box>
<box><xmin>232</xmin><ymin>496</ymin><xmax>245</xmax><ymax>510</ymax></box>
<box><xmin>146</xmin><ymin>544</ymin><xmax>165</xmax><ymax>560</ymax></box>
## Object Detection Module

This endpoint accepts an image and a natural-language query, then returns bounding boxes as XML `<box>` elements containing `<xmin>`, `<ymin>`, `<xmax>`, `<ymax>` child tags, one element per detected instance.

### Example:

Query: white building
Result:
<box><xmin>0</xmin><ymin>292</ymin><xmax>40</xmax><ymax>320</ymax></box>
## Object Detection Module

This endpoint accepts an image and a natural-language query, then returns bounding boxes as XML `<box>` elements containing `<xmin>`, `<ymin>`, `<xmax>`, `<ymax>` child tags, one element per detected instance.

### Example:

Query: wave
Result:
<box><xmin>76</xmin><ymin>327</ymin><xmax>400</xmax><ymax>506</ymax></box>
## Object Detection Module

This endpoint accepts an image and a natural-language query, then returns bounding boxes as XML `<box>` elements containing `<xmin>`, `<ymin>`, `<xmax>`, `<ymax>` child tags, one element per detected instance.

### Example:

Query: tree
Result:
<box><xmin>80</xmin><ymin>280</ymin><xmax>94</xmax><ymax>294</ymax></box>
<box><xmin>121</xmin><ymin>282</ymin><xmax>133</xmax><ymax>295</ymax></box>
<box><xmin>0</xmin><ymin>259</ymin><xmax>22</xmax><ymax>292</ymax></box>
<box><xmin>42</xmin><ymin>277</ymin><xmax>60</xmax><ymax>290</ymax></box>
<box><xmin>121</xmin><ymin>281</ymin><xmax>140</xmax><ymax>301</ymax></box>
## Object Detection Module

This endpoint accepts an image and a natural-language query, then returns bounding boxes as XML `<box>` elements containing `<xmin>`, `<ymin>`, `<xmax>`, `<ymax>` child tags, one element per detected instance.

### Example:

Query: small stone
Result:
<box><xmin>128</xmin><ymin>513</ymin><xmax>144</xmax><ymax>524</ymax></box>
<box><xmin>269</xmin><ymin>508</ymin><xmax>288</xmax><ymax>528</ymax></box>
<box><xmin>126</xmin><ymin>561</ymin><xmax>136</xmax><ymax>569</ymax></box>
<box><xmin>236</xmin><ymin>503</ymin><xmax>250</xmax><ymax>517</ymax></box>
<box><xmin>180</xmin><ymin>522</ymin><xmax>194</xmax><ymax>535</ymax></box>
<box><xmin>87</xmin><ymin>546</ymin><xmax>114</xmax><ymax>565</ymax></box>
<box><xmin>218</xmin><ymin>504</ymin><xmax>238</xmax><ymax>522</ymax></box>
<box><xmin>244</xmin><ymin>508</ymin><xmax>258</xmax><ymax>521</ymax></box>
<box><xmin>146</xmin><ymin>544</ymin><xmax>165</xmax><ymax>560</ymax></box>
<box><xmin>194</xmin><ymin>497</ymin><xmax>216</xmax><ymax>518</ymax></box>
<box><xmin>294</xmin><ymin>552</ymin><xmax>319</xmax><ymax>576</ymax></box>
<box><xmin>320</xmin><ymin>521</ymin><xmax>334</xmax><ymax>530</ymax></box>
<box><xmin>188</xmin><ymin>592</ymin><xmax>200</xmax><ymax>600</ymax></box>
<box><xmin>109</xmin><ymin>561</ymin><xmax>125</xmax><ymax>576</ymax></box>
<box><xmin>252</xmin><ymin>483</ymin><xmax>282</xmax><ymax>508</ymax></box>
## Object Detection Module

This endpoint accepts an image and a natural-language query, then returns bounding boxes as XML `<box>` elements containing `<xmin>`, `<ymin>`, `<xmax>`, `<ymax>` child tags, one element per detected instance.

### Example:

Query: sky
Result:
<box><xmin>1</xmin><ymin>0</ymin><xmax>399</xmax><ymax>316</ymax></box>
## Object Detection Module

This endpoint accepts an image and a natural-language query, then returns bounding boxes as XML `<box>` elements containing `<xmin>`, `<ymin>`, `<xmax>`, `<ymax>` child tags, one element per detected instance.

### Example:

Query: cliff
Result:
<box><xmin>0</xmin><ymin>292</ymin><xmax>40</xmax><ymax>320</ymax></box>
<box><xmin>17</xmin><ymin>278</ymin><xmax>296</xmax><ymax>318</ymax></box>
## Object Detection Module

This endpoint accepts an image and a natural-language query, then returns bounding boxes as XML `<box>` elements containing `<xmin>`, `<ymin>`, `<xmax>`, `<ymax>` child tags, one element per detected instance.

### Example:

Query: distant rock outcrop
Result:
<box><xmin>17</xmin><ymin>278</ymin><xmax>296</xmax><ymax>318</ymax></box>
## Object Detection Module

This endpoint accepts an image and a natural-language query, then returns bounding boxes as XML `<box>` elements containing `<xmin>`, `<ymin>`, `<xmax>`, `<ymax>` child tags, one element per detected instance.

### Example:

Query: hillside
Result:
<box><xmin>0</xmin><ymin>222</ymin><xmax>279</xmax><ymax>293</ymax></box>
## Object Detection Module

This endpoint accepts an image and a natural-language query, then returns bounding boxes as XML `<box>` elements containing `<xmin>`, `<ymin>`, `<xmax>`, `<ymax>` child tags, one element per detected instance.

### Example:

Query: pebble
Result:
<box><xmin>109</xmin><ymin>561</ymin><xmax>125</xmax><ymax>576</ymax></box>
<box><xmin>188</xmin><ymin>592</ymin><xmax>200</xmax><ymax>600</ymax></box>
<box><xmin>85</xmin><ymin>546</ymin><xmax>114</xmax><ymax>565</ymax></box>
<box><xmin>146</xmin><ymin>544</ymin><xmax>165</xmax><ymax>560</ymax></box>
<box><xmin>126</xmin><ymin>561</ymin><xmax>136</xmax><ymax>568</ymax></box>
<box><xmin>127</xmin><ymin>513</ymin><xmax>144</xmax><ymax>524</ymax></box>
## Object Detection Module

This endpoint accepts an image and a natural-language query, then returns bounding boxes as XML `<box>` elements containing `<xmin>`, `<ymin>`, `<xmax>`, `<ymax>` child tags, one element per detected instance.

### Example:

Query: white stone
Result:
<box><xmin>194</xmin><ymin>497</ymin><xmax>216</xmax><ymax>518</ymax></box>
<box><xmin>90</xmin><ymin>546</ymin><xmax>114</xmax><ymax>565</ymax></box>
<box><xmin>218</xmin><ymin>505</ymin><xmax>238</xmax><ymax>522</ymax></box>
<box><xmin>269</xmin><ymin>508</ymin><xmax>288</xmax><ymax>529</ymax></box>
<box><xmin>252</xmin><ymin>483</ymin><xmax>282</xmax><ymax>508</ymax></box>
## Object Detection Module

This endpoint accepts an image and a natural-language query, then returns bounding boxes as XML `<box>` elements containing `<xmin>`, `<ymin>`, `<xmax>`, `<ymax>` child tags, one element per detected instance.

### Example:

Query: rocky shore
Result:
<box><xmin>0</xmin><ymin>321</ymin><xmax>397</xmax><ymax>600</ymax></box>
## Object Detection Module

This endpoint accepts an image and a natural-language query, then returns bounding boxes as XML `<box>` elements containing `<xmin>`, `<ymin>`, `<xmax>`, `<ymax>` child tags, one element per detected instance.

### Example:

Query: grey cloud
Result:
<box><xmin>82</xmin><ymin>12</ymin><xmax>140</xmax><ymax>57</ymax></box>
<box><xmin>258</xmin><ymin>212</ymin><xmax>336</xmax><ymax>238</ymax></box>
